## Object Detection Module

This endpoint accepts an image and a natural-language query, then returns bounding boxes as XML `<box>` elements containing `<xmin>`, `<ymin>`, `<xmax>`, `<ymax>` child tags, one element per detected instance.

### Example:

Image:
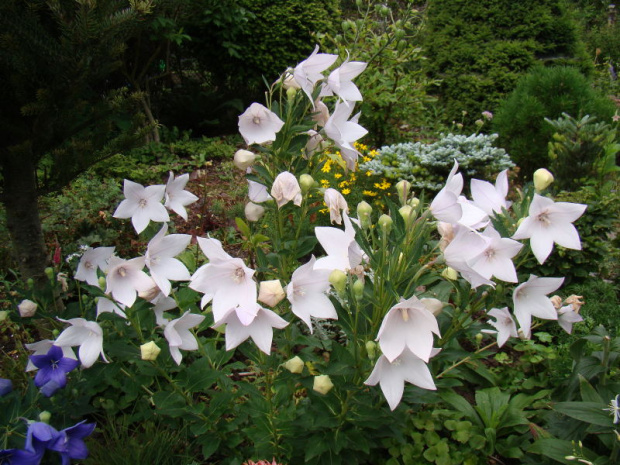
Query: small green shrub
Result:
<box><xmin>360</xmin><ymin>133</ymin><xmax>514</xmax><ymax>192</ymax></box>
<box><xmin>492</xmin><ymin>66</ymin><xmax>616</xmax><ymax>179</ymax></box>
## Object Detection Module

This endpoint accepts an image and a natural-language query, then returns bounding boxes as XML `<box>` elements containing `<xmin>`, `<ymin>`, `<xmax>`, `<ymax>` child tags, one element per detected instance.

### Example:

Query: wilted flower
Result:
<box><xmin>312</xmin><ymin>100</ymin><xmax>330</xmax><ymax>127</ymax></box>
<box><xmin>271</xmin><ymin>172</ymin><xmax>302</xmax><ymax>208</ymax></box>
<box><xmin>113</xmin><ymin>179</ymin><xmax>169</xmax><ymax>234</ymax></box>
<box><xmin>18</xmin><ymin>299</ymin><xmax>37</xmax><ymax>318</ymax></box>
<box><xmin>324</xmin><ymin>188</ymin><xmax>348</xmax><ymax>224</ymax></box>
<box><xmin>533</xmin><ymin>168</ymin><xmax>554</xmax><ymax>192</ymax></box>
<box><xmin>258</xmin><ymin>280</ymin><xmax>286</xmax><ymax>307</ymax></box>
<box><xmin>238</xmin><ymin>103</ymin><xmax>285</xmax><ymax>145</ymax></box>
<box><xmin>564</xmin><ymin>295</ymin><xmax>584</xmax><ymax>312</ymax></box>
<box><xmin>550</xmin><ymin>295</ymin><xmax>563</xmax><ymax>309</ymax></box>
<box><xmin>313</xmin><ymin>374</ymin><xmax>334</xmax><ymax>395</ymax></box>
<box><xmin>234</xmin><ymin>149</ymin><xmax>257</xmax><ymax>170</ymax></box>
<box><xmin>140</xmin><ymin>341</ymin><xmax>161</xmax><ymax>361</ymax></box>
<box><xmin>282</xmin><ymin>356</ymin><xmax>304</xmax><ymax>374</ymax></box>
<box><xmin>245</xmin><ymin>202</ymin><xmax>266</xmax><ymax>222</ymax></box>
<box><xmin>164</xmin><ymin>172</ymin><xmax>198</xmax><ymax>221</ymax></box>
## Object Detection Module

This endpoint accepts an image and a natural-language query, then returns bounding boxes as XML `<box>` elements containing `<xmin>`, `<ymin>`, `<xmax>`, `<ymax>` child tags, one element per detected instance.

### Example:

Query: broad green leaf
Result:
<box><xmin>578</xmin><ymin>374</ymin><xmax>603</xmax><ymax>404</ymax></box>
<box><xmin>553</xmin><ymin>401</ymin><xmax>613</xmax><ymax>427</ymax></box>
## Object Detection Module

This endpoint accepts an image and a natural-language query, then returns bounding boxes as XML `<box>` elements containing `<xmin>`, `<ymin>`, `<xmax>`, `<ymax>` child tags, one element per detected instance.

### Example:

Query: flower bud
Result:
<box><xmin>377</xmin><ymin>214</ymin><xmax>393</xmax><ymax>233</ymax></box>
<box><xmin>258</xmin><ymin>279</ymin><xmax>285</xmax><ymax>307</ymax></box>
<box><xmin>421</xmin><ymin>297</ymin><xmax>444</xmax><ymax>316</ymax></box>
<box><xmin>353</xmin><ymin>279</ymin><xmax>365</xmax><ymax>301</ymax></box>
<box><xmin>475</xmin><ymin>333</ymin><xmax>483</xmax><ymax>343</ymax></box>
<box><xmin>245</xmin><ymin>202</ymin><xmax>266</xmax><ymax>222</ymax></box>
<box><xmin>482</xmin><ymin>111</ymin><xmax>493</xmax><ymax>120</ymax></box>
<box><xmin>98</xmin><ymin>276</ymin><xmax>107</xmax><ymax>290</ymax></box>
<box><xmin>533</xmin><ymin>168</ymin><xmax>554</xmax><ymax>192</ymax></box>
<box><xmin>138</xmin><ymin>285</ymin><xmax>160</xmax><ymax>302</ymax></box>
<box><xmin>38</xmin><ymin>410</ymin><xmax>52</xmax><ymax>423</ymax></box>
<box><xmin>564</xmin><ymin>295</ymin><xmax>584</xmax><ymax>313</ymax></box>
<box><xmin>313</xmin><ymin>374</ymin><xmax>334</xmax><ymax>395</ymax></box>
<box><xmin>0</xmin><ymin>311</ymin><xmax>8</xmax><ymax>321</ymax></box>
<box><xmin>398</xmin><ymin>205</ymin><xmax>413</xmax><ymax>224</ymax></box>
<box><xmin>441</xmin><ymin>267</ymin><xmax>458</xmax><ymax>281</ymax></box>
<box><xmin>282</xmin><ymin>71</ymin><xmax>300</xmax><ymax>90</ymax></box>
<box><xmin>475</xmin><ymin>119</ymin><xmax>484</xmax><ymax>127</ymax></box>
<box><xmin>27</xmin><ymin>278</ymin><xmax>34</xmax><ymax>288</ymax></box>
<box><xmin>328</xmin><ymin>269</ymin><xmax>347</xmax><ymax>295</ymax></box>
<box><xmin>282</xmin><ymin>356</ymin><xmax>304</xmax><ymax>374</ymax></box>
<box><xmin>357</xmin><ymin>201</ymin><xmax>373</xmax><ymax>229</ymax></box>
<box><xmin>365</xmin><ymin>340</ymin><xmax>377</xmax><ymax>359</ymax></box>
<box><xmin>45</xmin><ymin>267</ymin><xmax>54</xmax><ymax>281</ymax></box>
<box><xmin>394</xmin><ymin>180</ymin><xmax>411</xmax><ymax>205</ymax></box>
<box><xmin>408</xmin><ymin>197</ymin><xmax>420</xmax><ymax>208</ymax></box>
<box><xmin>299</xmin><ymin>174</ymin><xmax>315</xmax><ymax>194</ymax></box>
<box><xmin>18</xmin><ymin>299</ymin><xmax>37</xmax><ymax>318</ymax></box>
<box><xmin>140</xmin><ymin>341</ymin><xmax>161</xmax><ymax>361</ymax></box>
<box><xmin>550</xmin><ymin>295</ymin><xmax>563</xmax><ymax>310</ymax></box>
<box><xmin>234</xmin><ymin>149</ymin><xmax>257</xmax><ymax>171</ymax></box>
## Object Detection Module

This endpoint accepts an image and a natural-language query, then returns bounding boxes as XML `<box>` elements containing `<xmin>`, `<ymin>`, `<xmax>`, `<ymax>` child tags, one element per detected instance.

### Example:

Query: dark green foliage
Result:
<box><xmin>492</xmin><ymin>66</ymin><xmax>616</xmax><ymax>179</ymax></box>
<box><xmin>423</xmin><ymin>0</ymin><xmax>590</xmax><ymax>127</ymax></box>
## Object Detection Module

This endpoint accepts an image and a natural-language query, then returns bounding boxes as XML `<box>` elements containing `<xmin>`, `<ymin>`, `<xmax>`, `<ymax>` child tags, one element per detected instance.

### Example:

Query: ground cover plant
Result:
<box><xmin>2</xmin><ymin>42</ymin><xmax>619</xmax><ymax>465</ymax></box>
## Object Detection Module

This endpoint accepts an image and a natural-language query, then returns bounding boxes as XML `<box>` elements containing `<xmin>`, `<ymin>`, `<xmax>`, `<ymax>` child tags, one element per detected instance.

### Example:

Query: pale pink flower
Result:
<box><xmin>365</xmin><ymin>347</ymin><xmax>437</xmax><ymax>411</ymax></box>
<box><xmin>467</xmin><ymin>226</ymin><xmax>523</xmax><ymax>283</ymax></box>
<box><xmin>512</xmin><ymin>194</ymin><xmax>586</xmax><ymax>264</ymax></box>
<box><xmin>164</xmin><ymin>172</ymin><xmax>198</xmax><ymax>221</ymax></box>
<box><xmin>557</xmin><ymin>304</ymin><xmax>583</xmax><ymax>334</ymax></box>
<box><xmin>238</xmin><ymin>103</ymin><xmax>284</xmax><ymax>145</ymax></box>
<box><xmin>96</xmin><ymin>296</ymin><xmax>127</xmax><ymax>319</ymax></box>
<box><xmin>163</xmin><ymin>311</ymin><xmax>205</xmax><ymax>365</ymax></box>
<box><xmin>513</xmin><ymin>275</ymin><xmax>564</xmax><ymax>338</ymax></box>
<box><xmin>324</xmin><ymin>188</ymin><xmax>348</xmax><ymax>224</ymax></box>
<box><xmin>113</xmin><ymin>180</ymin><xmax>169</xmax><ymax>234</ymax></box>
<box><xmin>323</xmin><ymin>101</ymin><xmax>368</xmax><ymax>170</ymax></box>
<box><xmin>482</xmin><ymin>307</ymin><xmax>518</xmax><ymax>347</ymax></box>
<box><xmin>105</xmin><ymin>256</ymin><xmax>155</xmax><ymax>307</ymax></box>
<box><xmin>145</xmin><ymin>224</ymin><xmax>191</xmax><ymax>296</ymax></box>
<box><xmin>271</xmin><ymin>172</ymin><xmax>302</xmax><ymax>208</ymax></box>
<box><xmin>470</xmin><ymin>169</ymin><xmax>511</xmax><ymax>217</ymax></box>
<box><xmin>430</xmin><ymin>161</ymin><xmax>463</xmax><ymax>223</ymax></box>
<box><xmin>248</xmin><ymin>180</ymin><xmax>272</xmax><ymax>203</ymax></box>
<box><xmin>376</xmin><ymin>295</ymin><xmax>440</xmax><ymax>363</ymax></box>
<box><xmin>321</xmin><ymin>59</ymin><xmax>367</xmax><ymax>102</ymax></box>
<box><xmin>443</xmin><ymin>225</ymin><xmax>494</xmax><ymax>288</ymax></box>
<box><xmin>314</xmin><ymin>214</ymin><xmax>365</xmax><ymax>272</ymax></box>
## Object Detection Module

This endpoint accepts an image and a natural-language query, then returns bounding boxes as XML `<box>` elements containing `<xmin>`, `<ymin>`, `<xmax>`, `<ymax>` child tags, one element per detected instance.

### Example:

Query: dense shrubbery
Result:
<box><xmin>360</xmin><ymin>133</ymin><xmax>514</xmax><ymax>191</ymax></box>
<box><xmin>423</xmin><ymin>0</ymin><xmax>590</xmax><ymax>127</ymax></box>
<box><xmin>492</xmin><ymin>66</ymin><xmax>617</xmax><ymax>179</ymax></box>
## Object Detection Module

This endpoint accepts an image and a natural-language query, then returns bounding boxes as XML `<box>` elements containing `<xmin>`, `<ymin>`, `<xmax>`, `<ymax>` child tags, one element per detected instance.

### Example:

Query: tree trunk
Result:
<box><xmin>2</xmin><ymin>145</ymin><xmax>48</xmax><ymax>286</ymax></box>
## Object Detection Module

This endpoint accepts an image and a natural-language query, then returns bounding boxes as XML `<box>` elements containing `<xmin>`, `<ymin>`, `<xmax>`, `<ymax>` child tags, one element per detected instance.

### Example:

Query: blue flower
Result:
<box><xmin>0</xmin><ymin>379</ymin><xmax>12</xmax><ymax>397</ymax></box>
<box><xmin>24</xmin><ymin>422</ymin><xmax>59</xmax><ymax>457</ymax></box>
<box><xmin>0</xmin><ymin>447</ymin><xmax>42</xmax><ymax>465</ymax></box>
<box><xmin>49</xmin><ymin>421</ymin><xmax>96</xmax><ymax>465</ymax></box>
<box><xmin>29</xmin><ymin>346</ymin><xmax>78</xmax><ymax>396</ymax></box>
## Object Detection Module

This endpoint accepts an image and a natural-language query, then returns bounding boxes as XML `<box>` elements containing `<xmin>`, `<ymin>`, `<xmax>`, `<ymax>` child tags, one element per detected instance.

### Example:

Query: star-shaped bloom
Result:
<box><xmin>113</xmin><ymin>180</ymin><xmax>169</xmax><ymax>234</ymax></box>
<box><xmin>271</xmin><ymin>172</ymin><xmax>302</xmax><ymax>208</ymax></box>
<box><xmin>150</xmin><ymin>292</ymin><xmax>178</xmax><ymax>326</ymax></box>
<box><xmin>482</xmin><ymin>307</ymin><xmax>518</xmax><ymax>348</ymax></box>
<box><xmin>189</xmin><ymin>237</ymin><xmax>257</xmax><ymax>321</ymax></box>
<box><xmin>443</xmin><ymin>225</ymin><xmax>494</xmax><ymax>288</ymax></box>
<box><xmin>293</xmin><ymin>45</ymin><xmax>338</xmax><ymax>103</ymax></box>
<box><xmin>467</xmin><ymin>226</ymin><xmax>523</xmax><ymax>283</ymax></box>
<box><xmin>376</xmin><ymin>296</ymin><xmax>440</xmax><ymax>363</ymax></box>
<box><xmin>25</xmin><ymin>422</ymin><xmax>60</xmax><ymax>458</ymax></box>
<box><xmin>286</xmin><ymin>256</ymin><xmax>337</xmax><ymax>332</ymax></box>
<box><xmin>74</xmin><ymin>246</ymin><xmax>115</xmax><ymax>286</ymax></box>
<box><xmin>163</xmin><ymin>311</ymin><xmax>205</xmax><ymax>365</ymax></box>
<box><xmin>54</xmin><ymin>318</ymin><xmax>108</xmax><ymax>368</ymax></box>
<box><xmin>365</xmin><ymin>347</ymin><xmax>437</xmax><ymax>411</ymax></box>
<box><xmin>512</xmin><ymin>194</ymin><xmax>587</xmax><ymax>264</ymax></box>
<box><xmin>164</xmin><ymin>172</ymin><xmax>198</xmax><ymax>221</ymax></box>
<box><xmin>324</xmin><ymin>188</ymin><xmax>348</xmax><ymax>224</ymax></box>
<box><xmin>470</xmin><ymin>169</ymin><xmax>511</xmax><ymax>216</ymax></box>
<box><xmin>214</xmin><ymin>305</ymin><xmax>288</xmax><ymax>355</ymax></box>
<box><xmin>320</xmin><ymin>59</ymin><xmax>367</xmax><ymax>102</ymax></box>
<box><xmin>314</xmin><ymin>214</ymin><xmax>365</xmax><ymax>272</ymax></box>
<box><xmin>145</xmin><ymin>224</ymin><xmax>191</xmax><ymax>296</ymax></box>
<box><xmin>430</xmin><ymin>161</ymin><xmax>463</xmax><ymax>223</ymax></box>
<box><xmin>248</xmin><ymin>180</ymin><xmax>272</xmax><ymax>203</ymax></box>
<box><xmin>49</xmin><ymin>420</ymin><xmax>96</xmax><ymax>465</ymax></box>
<box><xmin>105</xmin><ymin>256</ymin><xmax>155</xmax><ymax>307</ymax></box>
<box><xmin>557</xmin><ymin>304</ymin><xmax>583</xmax><ymax>334</ymax></box>
<box><xmin>323</xmin><ymin>101</ymin><xmax>368</xmax><ymax>170</ymax></box>
<box><xmin>24</xmin><ymin>340</ymin><xmax>76</xmax><ymax>372</ymax></box>
<box><xmin>238</xmin><ymin>103</ymin><xmax>285</xmax><ymax>145</ymax></box>
<box><xmin>30</xmin><ymin>345</ymin><xmax>79</xmax><ymax>395</ymax></box>
<box><xmin>513</xmin><ymin>275</ymin><xmax>564</xmax><ymax>338</ymax></box>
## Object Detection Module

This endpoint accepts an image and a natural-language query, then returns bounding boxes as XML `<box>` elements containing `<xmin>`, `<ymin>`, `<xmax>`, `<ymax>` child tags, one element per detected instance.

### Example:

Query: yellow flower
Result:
<box><xmin>338</xmin><ymin>180</ymin><xmax>349</xmax><ymax>188</ymax></box>
<box><xmin>342</xmin><ymin>188</ymin><xmax>351</xmax><ymax>195</ymax></box>
<box><xmin>365</xmin><ymin>171</ymin><xmax>373</xmax><ymax>177</ymax></box>
<box><xmin>320</xmin><ymin>179</ymin><xmax>330</xmax><ymax>188</ymax></box>
<box><xmin>363</xmin><ymin>190</ymin><xmax>378</xmax><ymax>197</ymax></box>
<box><xmin>334</xmin><ymin>173</ymin><xmax>342</xmax><ymax>179</ymax></box>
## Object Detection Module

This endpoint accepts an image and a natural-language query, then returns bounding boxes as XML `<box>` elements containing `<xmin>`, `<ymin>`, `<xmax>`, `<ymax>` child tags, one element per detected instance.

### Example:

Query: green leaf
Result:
<box><xmin>440</xmin><ymin>390</ymin><xmax>483</xmax><ymax>429</ymax></box>
<box><xmin>235</xmin><ymin>217</ymin><xmax>251</xmax><ymax>238</ymax></box>
<box><xmin>553</xmin><ymin>401</ymin><xmax>613</xmax><ymax>427</ymax></box>
<box><xmin>152</xmin><ymin>390</ymin><xmax>187</xmax><ymax>417</ymax></box>
<box><xmin>529</xmin><ymin>438</ymin><xmax>598</xmax><ymax>464</ymax></box>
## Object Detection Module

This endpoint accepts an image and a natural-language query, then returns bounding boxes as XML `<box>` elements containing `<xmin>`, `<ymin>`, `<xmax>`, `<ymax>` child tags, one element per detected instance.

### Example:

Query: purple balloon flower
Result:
<box><xmin>29</xmin><ymin>346</ymin><xmax>79</xmax><ymax>395</ymax></box>
<box><xmin>0</xmin><ymin>447</ymin><xmax>42</xmax><ymax>465</ymax></box>
<box><xmin>25</xmin><ymin>421</ymin><xmax>60</xmax><ymax>457</ymax></box>
<box><xmin>0</xmin><ymin>378</ymin><xmax>12</xmax><ymax>397</ymax></box>
<box><xmin>49</xmin><ymin>420</ymin><xmax>96</xmax><ymax>465</ymax></box>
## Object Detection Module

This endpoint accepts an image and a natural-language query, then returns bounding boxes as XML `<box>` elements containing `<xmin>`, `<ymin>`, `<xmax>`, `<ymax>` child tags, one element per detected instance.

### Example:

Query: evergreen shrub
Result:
<box><xmin>492</xmin><ymin>66</ymin><xmax>616</xmax><ymax>179</ymax></box>
<box><xmin>359</xmin><ymin>133</ymin><xmax>514</xmax><ymax>192</ymax></box>
<box><xmin>423</xmin><ymin>0</ymin><xmax>590</xmax><ymax>126</ymax></box>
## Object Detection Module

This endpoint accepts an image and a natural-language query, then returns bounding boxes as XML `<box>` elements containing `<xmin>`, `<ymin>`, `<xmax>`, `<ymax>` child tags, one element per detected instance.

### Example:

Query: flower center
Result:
<box><xmin>252</xmin><ymin>116</ymin><xmax>261</xmax><ymax>125</ymax></box>
<box><xmin>138</xmin><ymin>198</ymin><xmax>148</xmax><ymax>208</ymax></box>
<box><xmin>400</xmin><ymin>308</ymin><xmax>409</xmax><ymax>322</ymax></box>
<box><xmin>485</xmin><ymin>248</ymin><xmax>496</xmax><ymax>260</ymax></box>
<box><xmin>85</xmin><ymin>260</ymin><xmax>94</xmax><ymax>270</ymax></box>
<box><xmin>232</xmin><ymin>267</ymin><xmax>245</xmax><ymax>283</ymax></box>
<box><xmin>536</xmin><ymin>211</ymin><xmax>551</xmax><ymax>226</ymax></box>
<box><xmin>117</xmin><ymin>267</ymin><xmax>127</xmax><ymax>277</ymax></box>
<box><xmin>293</xmin><ymin>284</ymin><xmax>306</xmax><ymax>298</ymax></box>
